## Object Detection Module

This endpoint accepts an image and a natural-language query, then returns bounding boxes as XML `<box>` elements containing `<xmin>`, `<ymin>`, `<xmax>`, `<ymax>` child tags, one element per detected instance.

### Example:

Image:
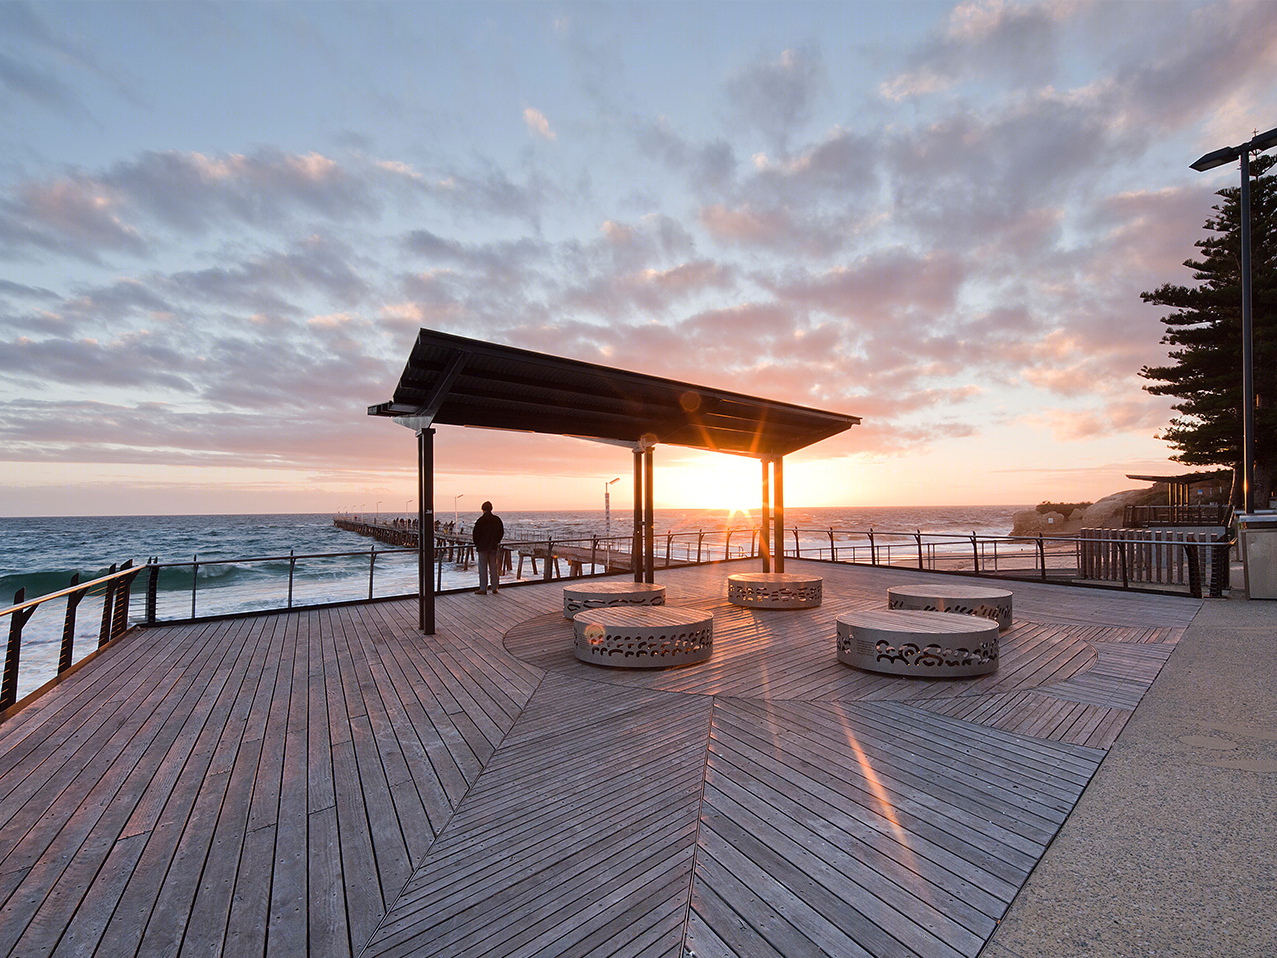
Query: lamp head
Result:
<box><xmin>1190</xmin><ymin>145</ymin><xmax>1240</xmax><ymax>172</ymax></box>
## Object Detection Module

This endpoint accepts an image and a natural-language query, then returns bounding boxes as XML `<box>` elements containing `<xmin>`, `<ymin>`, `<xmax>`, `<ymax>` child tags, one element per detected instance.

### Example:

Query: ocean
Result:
<box><xmin>1</xmin><ymin>505</ymin><xmax>1023</xmax><ymax>699</ymax></box>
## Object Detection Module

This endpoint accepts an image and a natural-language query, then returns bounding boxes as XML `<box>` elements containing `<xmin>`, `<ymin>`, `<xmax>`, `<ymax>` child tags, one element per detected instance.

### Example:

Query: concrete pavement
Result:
<box><xmin>980</xmin><ymin>573</ymin><xmax>1277</xmax><ymax>957</ymax></box>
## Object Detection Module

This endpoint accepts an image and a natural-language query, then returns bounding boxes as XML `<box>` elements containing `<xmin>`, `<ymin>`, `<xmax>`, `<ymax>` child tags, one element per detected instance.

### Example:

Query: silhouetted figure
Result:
<box><xmin>472</xmin><ymin>500</ymin><xmax>504</xmax><ymax>594</ymax></box>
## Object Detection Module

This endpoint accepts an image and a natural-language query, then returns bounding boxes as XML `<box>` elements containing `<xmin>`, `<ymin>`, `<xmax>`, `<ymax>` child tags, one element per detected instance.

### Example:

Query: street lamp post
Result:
<box><xmin>1191</xmin><ymin>125</ymin><xmax>1277</xmax><ymax>515</ymax></box>
<box><xmin>453</xmin><ymin>494</ymin><xmax>464</xmax><ymax>528</ymax></box>
<box><xmin>604</xmin><ymin>477</ymin><xmax>620</xmax><ymax>569</ymax></box>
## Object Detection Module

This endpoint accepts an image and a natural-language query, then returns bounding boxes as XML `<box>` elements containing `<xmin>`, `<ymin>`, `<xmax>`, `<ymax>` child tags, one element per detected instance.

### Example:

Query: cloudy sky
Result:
<box><xmin>3</xmin><ymin>0</ymin><xmax>1275</xmax><ymax>517</ymax></box>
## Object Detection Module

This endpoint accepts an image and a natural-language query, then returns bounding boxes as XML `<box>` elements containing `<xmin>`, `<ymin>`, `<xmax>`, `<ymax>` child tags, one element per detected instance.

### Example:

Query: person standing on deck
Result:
<box><xmin>472</xmin><ymin>500</ymin><xmax>504</xmax><ymax>595</ymax></box>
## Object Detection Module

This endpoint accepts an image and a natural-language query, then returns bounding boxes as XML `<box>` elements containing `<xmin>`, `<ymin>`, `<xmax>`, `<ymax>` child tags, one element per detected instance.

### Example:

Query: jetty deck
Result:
<box><xmin>0</xmin><ymin>560</ymin><xmax>1201</xmax><ymax>958</ymax></box>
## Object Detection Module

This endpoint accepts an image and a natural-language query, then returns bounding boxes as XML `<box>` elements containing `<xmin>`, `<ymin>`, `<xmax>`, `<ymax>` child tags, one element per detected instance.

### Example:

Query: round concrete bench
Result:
<box><xmin>562</xmin><ymin>581</ymin><xmax>667</xmax><ymax>619</ymax></box>
<box><xmin>573</xmin><ymin>606</ymin><xmax>713</xmax><ymax>668</ymax></box>
<box><xmin>836</xmin><ymin>609</ymin><xmax>999</xmax><ymax>677</ymax></box>
<box><xmin>727</xmin><ymin>572</ymin><xmax>823</xmax><ymax>609</ymax></box>
<box><xmin>887</xmin><ymin>583</ymin><xmax>1013</xmax><ymax>631</ymax></box>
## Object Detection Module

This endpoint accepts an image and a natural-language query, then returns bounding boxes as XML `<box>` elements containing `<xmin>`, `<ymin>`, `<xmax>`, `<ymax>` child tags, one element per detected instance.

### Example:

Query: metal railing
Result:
<box><xmin>3</xmin><ymin>524</ymin><xmax>1235</xmax><ymax>718</ymax></box>
<box><xmin>1</xmin><ymin>561</ymin><xmax>145</xmax><ymax>710</ymax></box>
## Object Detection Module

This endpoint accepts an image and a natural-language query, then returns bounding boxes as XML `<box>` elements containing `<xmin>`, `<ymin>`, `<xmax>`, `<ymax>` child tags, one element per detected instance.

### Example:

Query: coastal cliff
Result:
<box><xmin>1011</xmin><ymin>486</ymin><xmax>1167</xmax><ymax>536</ymax></box>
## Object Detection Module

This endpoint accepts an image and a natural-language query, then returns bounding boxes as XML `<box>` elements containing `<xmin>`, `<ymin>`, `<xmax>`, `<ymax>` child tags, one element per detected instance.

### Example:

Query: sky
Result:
<box><xmin>2</xmin><ymin>0</ymin><xmax>1276</xmax><ymax>517</ymax></box>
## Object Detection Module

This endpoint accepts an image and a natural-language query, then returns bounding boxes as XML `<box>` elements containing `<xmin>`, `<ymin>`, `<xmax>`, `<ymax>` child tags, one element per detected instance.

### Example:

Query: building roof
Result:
<box><xmin>1126</xmin><ymin>470</ymin><xmax>1231</xmax><ymax>486</ymax></box>
<box><xmin>368</xmin><ymin>329</ymin><xmax>860</xmax><ymax>457</ymax></box>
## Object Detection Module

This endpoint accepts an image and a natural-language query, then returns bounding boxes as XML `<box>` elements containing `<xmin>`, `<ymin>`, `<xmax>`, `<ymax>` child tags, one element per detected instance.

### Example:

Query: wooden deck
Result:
<box><xmin>0</xmin><ymin>560</ymin><xmax>1201</xmax><ymax>958</ymax></box>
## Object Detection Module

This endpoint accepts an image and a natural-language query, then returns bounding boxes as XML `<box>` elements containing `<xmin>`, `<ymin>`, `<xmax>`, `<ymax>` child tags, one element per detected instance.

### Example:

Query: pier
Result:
<box><xmin>2</xmin><ymin>559</ymin><xmax>1256</xmax><ymax>958</ymax></box>
<box><xmin>333</xmin><ymin>516</ymin><xmax>666</xmax><ymax>578</ymax></box>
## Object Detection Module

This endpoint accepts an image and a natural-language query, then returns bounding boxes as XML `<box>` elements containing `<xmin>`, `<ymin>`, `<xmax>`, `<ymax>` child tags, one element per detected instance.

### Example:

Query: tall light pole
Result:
<box><xmin>604</xmin><ymin>477</ymin><xmax>620</xmax><ymax>570</ymax></box>
<box><xmin>453</xmin><ymin>493</ymin><xmax>464</xmax><ymax>527</ymax></box>
<box><xmin>1191</xmin><ymin>125</ymin><xmax>1277</xmax><ymax>515</ymax></box>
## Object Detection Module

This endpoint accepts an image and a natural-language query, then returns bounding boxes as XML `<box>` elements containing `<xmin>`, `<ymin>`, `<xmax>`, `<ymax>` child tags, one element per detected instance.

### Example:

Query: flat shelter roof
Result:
<box><xmin>368</xmin><ymin>328</ymin><xmax>859</xmax><ymax>457</ymax></box>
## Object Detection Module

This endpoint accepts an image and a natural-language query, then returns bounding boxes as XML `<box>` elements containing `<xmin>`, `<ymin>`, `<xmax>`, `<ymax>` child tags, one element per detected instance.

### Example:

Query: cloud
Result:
<box><xmin>725</xmin><ymin>45</ymin><xmax>826</xmax><ymax>150</ymax></box>
<box><xmin>523</xmin><ymin>107</ymin><xmax>557</xmax><ymax>140</ymax></box>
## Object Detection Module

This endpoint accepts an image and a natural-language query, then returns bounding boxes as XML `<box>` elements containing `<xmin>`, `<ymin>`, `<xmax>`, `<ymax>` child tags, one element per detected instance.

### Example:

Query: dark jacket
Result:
<box><xmin>472</xmin><ymin>511</ymin><xmax>504</xmax><ymax>552</ymax></box>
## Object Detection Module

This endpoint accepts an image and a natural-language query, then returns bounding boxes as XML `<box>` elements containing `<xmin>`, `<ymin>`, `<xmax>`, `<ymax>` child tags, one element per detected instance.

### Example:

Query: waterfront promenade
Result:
<box><xmin>0</xmin><ymin>558</ymin><xmax>1265</xmax><ymax>957</ymax></box>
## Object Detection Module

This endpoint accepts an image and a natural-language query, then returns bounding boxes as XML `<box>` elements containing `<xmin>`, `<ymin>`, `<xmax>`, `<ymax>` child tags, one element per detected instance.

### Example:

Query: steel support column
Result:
<box><xmin>644</xmin><ymin>446</ymin><xmax>655</xmax><ymax>584</ymax></box>
<box><xmin>773</xmin><ymin>456</ymin><xmax>785</xmax><ymax>573</ymax></box>
<box><xmin>632</xmin><ymin>448</ymin><xmax>644</xmax><ymax>583</ymax></box>
<box><xmin>760</xmin><ymin>458</ymin><xmax>771</xmax><ymax>573</ymax></box>
<box><xmin>417</xmin><ymin>427</ymin><xmax>435</xmax><ymax>634</ymax></box>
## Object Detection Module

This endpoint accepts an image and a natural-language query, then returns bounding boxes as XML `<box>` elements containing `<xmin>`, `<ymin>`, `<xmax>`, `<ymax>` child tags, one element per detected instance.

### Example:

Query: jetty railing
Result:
<box><xmin>2</xmin><ymin>523</ymin><xmax>1233</xmax><ymax>716</ymax></box>
<box><xmin>1</xmin><ymin>561</ymin><xmax>145</xmax><ymax>711</ymax></box>
<box><xmin>787</xmin><ymin>526</ymin><xmax>1232</xmax><ymax>598</ymax></box>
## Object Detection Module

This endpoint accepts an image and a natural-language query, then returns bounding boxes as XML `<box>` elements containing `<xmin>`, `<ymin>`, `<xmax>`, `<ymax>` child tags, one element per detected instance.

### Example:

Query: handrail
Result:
<box><xmin>3</xmin><ymin>523</ymin><xmax>1233</xmax><ymax>719</ymax></box>
<box><xmin>2</xmin><ymin>560</ymin><xmax>145</xmax><ymax>710</ymax></box>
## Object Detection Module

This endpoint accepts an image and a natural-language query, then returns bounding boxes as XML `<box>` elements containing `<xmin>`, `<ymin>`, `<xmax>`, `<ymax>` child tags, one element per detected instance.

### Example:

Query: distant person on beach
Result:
<box><xmin>471</xmin><ymin>500</ymin><xmax>504</xmax><ymax>595</ymax></box>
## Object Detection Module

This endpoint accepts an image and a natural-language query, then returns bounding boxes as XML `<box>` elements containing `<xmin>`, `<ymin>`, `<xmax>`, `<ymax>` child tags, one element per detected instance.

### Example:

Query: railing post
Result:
<box><xmin>1184</xmin><ymin>542</ymin><xmax>1202</xmax><ymax>598</ymax></box>
<box><xmin>99</xmin><ymin>564</ymin><xmax>118</xmax><ymax>647</ymax></box>
<box><xmin>110</xmin><ymin>560</ymin><xmax>135</xmax><ymax>640</ymax></box>
<box><xmin>697</xmin><ymin>531</ymin><xmax>704</xmax><ymax>564</ymax></box>
<box><xmin>868</xmin><ymin>529</ymin><xmax>876</xmax><ymax>565</ymax></box>
<box><xmin>724</xmin><ymin>531</ymin><xmax>732</xmax><ymax>559</ymax></box>
<box><xmin>1209</xmin><ymin>535</ymin><xmax>1230</xmax><ymax>597</ymax></box>
<box><xmin>1037</xmin><ymin>534</ymin><xmax>1046</xmax><ymax>581</ymax></box>
<box><xmin>368</xmin><ymin>546</ymin><xmax>377</xmax><ymax>600</ymax></box>
<box><xmin>543</xmin><ymin>539</ymin><xmax>554</xmax><ymax>581</ymax></box>
<box><xmin>590</xmin><ymin>536</ymin><xmax>598</xmax><ymax>572</ymax></box>
<box><xmin>146</xmin><ymin>561</ymin><xmax>159</xmax><ymax>625</ymax></box>
<box><xmin>828</xmin><ymin>528</ymin><xmax>835</xmax><ymax>561</ymax></box>
<box><xmin>915</xmin><ymin>530</ymin><xmax>923</xmax><ymax>570</ymax></box>
<box><xmin>59</xmin><ymin>573</ymin><xmax>84</xmax><ymax>673</ymax></box>
<box><xmin>792</xmin><ymin>527</ymin><xmax>800</xmax><ymax>558</ymax></box>
<box><xmin>665</xmin><ymin>532</ymin><xmax>672</xmax><ymax>567</ymax></box>
<box><xmin>1119</xmin><ymin>540</ymin><xmax>1129</xmax><ymax>589</ymax></box>
<box><xmin>191</xmin><ymin>555</ymin><xmax>198</xmax><ymax>619</ymax></box>
<box><xmin>4</xmin><ymin>589</ymin><xmax>37</xmax><ymax>710</ymax></box>
<box><xmin>970</xmin><ymin>532</ymin><xmax>980</xmax><ymax>574</ymax></box>
<box><xmin>287</xmin><ymin>550</ymin><xmax>296</xmax><ymax>608</ymax></box>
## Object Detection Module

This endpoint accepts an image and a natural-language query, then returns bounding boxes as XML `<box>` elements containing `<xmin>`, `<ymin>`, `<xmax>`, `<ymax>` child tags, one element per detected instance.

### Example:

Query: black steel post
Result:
<box><xmin>644</xmin><ymin>447</ymin><xmax>655</xmax><ymax>584</ymax></box>
<box><xmin>632</xmin><ymin>449</ymin><xmax>643</xmax><ymax>583</ymax></box>
<box><xmin>760</xmin><ymin>458</ymin><xmax>771</xmax><ymax>572</ymax></box>
<box><xmin>773</xmin><ymin>456</ymin><xmax>784</xmax><ymax>573</ymax></box>
<box><xmin>1240</xmin><ymin>148</ymin><xmax>1256</xmax><ymax>515</ymax></box>
<box><xmin>60</xmin><ymin>574</ymin><xmax>83</xmax><ymax>673</ymax></box>
<box><xmin>418</xmin><ymin>426</ymin><xmax>435</xmax><ymax>634</ymax></box>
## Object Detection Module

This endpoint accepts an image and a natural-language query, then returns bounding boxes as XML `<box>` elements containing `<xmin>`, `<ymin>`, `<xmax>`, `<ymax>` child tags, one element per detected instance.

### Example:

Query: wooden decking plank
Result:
<box><xmin>393</xmin><ymin>743</ymin><xmax>702</xmax><ymax>904</ymax></box>
<box><xmin>699</xmin><ymin>801</ymin><xmax>952</xmax><ymax>958</ymax></box>
<box><xmin>89</xmin><ymin>615</ymin><xmax>272</xmax><ymax>958</ymax></box>
<box><xmin>704</xmin><ymin>742</ymin><xmax>1002</xmax><ymax>933</ymax></box>
<box><xmin>719</xmin><ymin>699</ymin><xmax>1068</xmax><ymax>846</ymax></box>
<box><xmin>0</xmin><ymin>560</ymin><xmax>1209</xmax><ymax>958</ymax></box>
<box><xmin>705</xmin><ymin>705</ymin><xmax>1022</xmax><ymax>905</ymax></box>
<box><xmin>265</xmin><ymin>611</ymin><xmax>310</xmax><ymax>958</ymax></box>
<box><xmin>365</xmin><ymin>678</ymin><xmax>711</xmax><ymax>958</ymax></box>
<box><xmin>0</xmin><ymin>619</ymin><xmax>208</xmax><ymax>784</ymax></box>
<box><xmin>397</xmin><ymin>823</ymin><xmax>696</xmax><ymax>958</ymax></box>
<box><xmin>704</xmin><ymin>771</ymin><xmax>989</xmax><ymax>952</ymax></box>
<box><xmin>0</xmin><ymin>617</ymin><xmax>229</xmax><ymax>850</ymax></box>
<box><xmin>692</xmin><ymin>847</ymin><xmax>835</xmax><ymax>958</ymax></box>
<box><xmin>0</xmin><ymin>613</ymin><xmax>267</xmax><ymax>956</ymax></box>
<box><xmin>118</xmin><ymin>613</ymin><xmax>277</xmax><ymax>957</ymax></box>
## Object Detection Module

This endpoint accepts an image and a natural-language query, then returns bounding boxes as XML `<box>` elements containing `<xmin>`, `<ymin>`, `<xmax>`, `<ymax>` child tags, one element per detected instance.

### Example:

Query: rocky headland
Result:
<box><xmin>1010</xmin><ymin>486</ymin><xmax>1168</xmax><ymax>536</ymax></box>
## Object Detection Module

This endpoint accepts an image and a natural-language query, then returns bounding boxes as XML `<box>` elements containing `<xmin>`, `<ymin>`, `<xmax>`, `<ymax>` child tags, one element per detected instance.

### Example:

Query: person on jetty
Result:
<box><xmin>472</xmin><ymin>500</ymin><xmax>504</xmax><ymax>595</ymax></box>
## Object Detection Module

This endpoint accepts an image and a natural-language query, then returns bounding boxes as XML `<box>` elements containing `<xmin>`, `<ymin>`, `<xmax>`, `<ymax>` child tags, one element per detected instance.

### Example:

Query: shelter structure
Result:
<box><xmin>1125</xmin><ymin>470</ymin><xmax>1233</xmax><ymax>526</ymax></box>
<box><xmin>369</xmin><ymin>329</ymin><xmax>860</xmax><ymax>631</ymax></box>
